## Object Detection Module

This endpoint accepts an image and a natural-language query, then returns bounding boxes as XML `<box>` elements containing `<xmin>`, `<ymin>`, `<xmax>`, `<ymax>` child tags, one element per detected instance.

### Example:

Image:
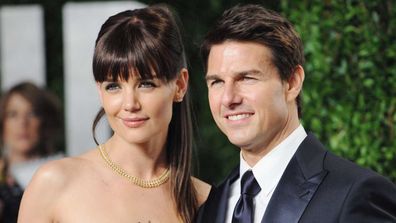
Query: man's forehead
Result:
<box><xmin>206</xmin><ymin>42</ymin><xmax>274</xmax><ymax>78</ymax></box>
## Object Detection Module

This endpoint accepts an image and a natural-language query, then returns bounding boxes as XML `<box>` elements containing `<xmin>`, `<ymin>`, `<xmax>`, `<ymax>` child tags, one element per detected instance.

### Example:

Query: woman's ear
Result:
<box><xmin>174</xmin><ymin>68</ymin><xmax>189</xmax><ymax>102</ymax></box>
<box><xmin>286</xmin><ymin>65</ymin><xmax>305</xmax><ymax>102</ymax></box>
<box><xmin>96</xmin><ymin>82</ymin><xmax>104</xmax><ymax>105</ymax></box>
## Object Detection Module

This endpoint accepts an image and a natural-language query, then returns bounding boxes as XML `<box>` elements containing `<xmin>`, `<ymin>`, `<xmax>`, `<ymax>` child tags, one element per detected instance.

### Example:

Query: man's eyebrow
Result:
<box><xmin>237</xmin><ymin>69</ymin><xmax>262</xmax><ymax>76</ymax></box>
<box><xmin>205</xmin><ymin>70</ymin><xmax>263</xmax><ymax>82</ymax></box>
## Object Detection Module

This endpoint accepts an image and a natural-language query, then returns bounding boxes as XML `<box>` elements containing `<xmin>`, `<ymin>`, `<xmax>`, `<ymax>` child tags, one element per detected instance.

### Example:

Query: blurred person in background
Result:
<box><xmin>0</xmin><ymin>82</ymin><xmax>63</xmax><ymax>223</ymax></box>
<box><xmin>18</xmin><ymin>4</ymin><xmax>210</xmax><ymax>223</ymax></box>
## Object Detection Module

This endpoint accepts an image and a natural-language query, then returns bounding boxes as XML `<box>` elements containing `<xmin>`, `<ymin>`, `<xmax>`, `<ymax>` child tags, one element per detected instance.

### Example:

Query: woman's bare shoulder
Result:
<box><xmin>18</xmin><ymin>153</ymin><xmax>96</xmax><ymax>222</ymax></box>
<box><xmin>191</xmin><ymin>177</ymin><xmax>212</xmax><ymax>206</ymax></box>
<box><xmin>25</xmin><ymin>148</ymin><xmax>99</xmax><ymax>192</ymax></box>
<box><xmin>27</xmin><ymin>156</ymin><xmax>83</xmax><ymax>190</ymax></box>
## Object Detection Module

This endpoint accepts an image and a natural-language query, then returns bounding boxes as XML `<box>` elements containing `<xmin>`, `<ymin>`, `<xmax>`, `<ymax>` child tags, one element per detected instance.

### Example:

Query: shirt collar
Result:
<box><xmin>239</xmin><ymin>124</ymin><xmax>307</xmax><ymax>196</ymax></box>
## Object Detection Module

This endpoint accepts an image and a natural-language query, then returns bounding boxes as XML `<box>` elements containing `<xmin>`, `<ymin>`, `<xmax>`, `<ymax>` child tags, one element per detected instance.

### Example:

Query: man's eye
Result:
<box><xmin>139</xmin><ymin>80</ymin><xmax>156</xmax><ymax>88</ymax></box>
<box><xmin>104</xmin><ymin>83</ymin><xmax>120</xmax><ymax>91</ymax></box>
<box><xmin>209</xmin><ymin>80</ymin><xmax>223</xmax><ymax>86</ymax></box>
<box><xmin>241</xmin><ymin>76</ymin><xmax>255</xmax><ymax>81</ymax></box>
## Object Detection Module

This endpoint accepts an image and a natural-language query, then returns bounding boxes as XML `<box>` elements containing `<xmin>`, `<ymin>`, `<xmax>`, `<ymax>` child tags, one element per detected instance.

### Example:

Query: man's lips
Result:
<box><xmin>224</xmin><ymin>112</ymin><xmax>254</xmax><ymax>121</ymax></box>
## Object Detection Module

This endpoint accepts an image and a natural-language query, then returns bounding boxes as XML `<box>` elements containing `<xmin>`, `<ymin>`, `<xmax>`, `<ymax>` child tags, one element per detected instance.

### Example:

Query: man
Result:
<box><xmin>196</xmin><ymin>4</ymin><xmax>396</xmax><ymax>223</ymax></box>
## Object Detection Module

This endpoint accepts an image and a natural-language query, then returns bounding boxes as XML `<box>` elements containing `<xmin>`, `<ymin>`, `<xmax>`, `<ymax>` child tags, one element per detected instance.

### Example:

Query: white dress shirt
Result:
<box><xmin>225</xmin><ymin>125</ymin><xmax>307</xmax><ymax>223</ymax></box>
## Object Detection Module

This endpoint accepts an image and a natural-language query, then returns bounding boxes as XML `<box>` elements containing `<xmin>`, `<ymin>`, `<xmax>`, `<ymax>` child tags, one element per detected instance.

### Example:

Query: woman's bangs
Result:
<box><xmin>96</xmin><ymin>40</ymin><xmax>174</xmax><ymax>83</ymax></box>
<box><xmin>94</xmin><ymin>46</ymin><xmax>158</xmax><ymax>82</ymax></box>
<box><xmin>129</xmin><ymin>33</ymin><xmax>175</xmax><ymax>82</ymax></box>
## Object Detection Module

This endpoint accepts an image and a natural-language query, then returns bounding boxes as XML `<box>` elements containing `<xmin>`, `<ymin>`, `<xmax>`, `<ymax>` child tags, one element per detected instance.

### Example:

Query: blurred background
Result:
<box><xmin>0</xmin><ymin>0</ymin><xmax>395</xmax><ymax>186</ymax></box>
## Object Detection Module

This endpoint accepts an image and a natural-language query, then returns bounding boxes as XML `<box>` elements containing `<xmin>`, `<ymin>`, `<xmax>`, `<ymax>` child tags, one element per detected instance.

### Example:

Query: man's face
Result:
<box><xmin>206</xmin><ymin>41</ymin><xmax>296</xmax><ymax>155</ymax></box>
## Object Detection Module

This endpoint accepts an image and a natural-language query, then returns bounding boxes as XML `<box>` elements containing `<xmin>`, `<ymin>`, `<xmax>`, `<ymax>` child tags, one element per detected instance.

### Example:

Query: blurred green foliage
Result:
<box><xmin>1</xmin><ymin>0</ymin><xmax>394</xmax><ymax>184</ymax></box>
<box><xmin>281</xmin><ymin>0</ymin><xmax>396</xmax><ymax>183</ymax></box>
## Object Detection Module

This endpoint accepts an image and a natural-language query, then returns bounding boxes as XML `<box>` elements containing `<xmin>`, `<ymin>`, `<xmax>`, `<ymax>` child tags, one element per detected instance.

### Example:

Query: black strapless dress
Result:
<box><xmin>0</xmin><ymin>183</ymin><xmax>23</xmax><ymax>223</ymax></box>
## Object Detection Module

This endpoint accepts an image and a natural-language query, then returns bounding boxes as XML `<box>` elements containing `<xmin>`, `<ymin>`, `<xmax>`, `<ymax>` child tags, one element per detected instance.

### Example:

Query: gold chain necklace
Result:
<box><xmin>98</xmin><ymin>144</ymin><xmax>170</xmax><ymax>188</ymax></box>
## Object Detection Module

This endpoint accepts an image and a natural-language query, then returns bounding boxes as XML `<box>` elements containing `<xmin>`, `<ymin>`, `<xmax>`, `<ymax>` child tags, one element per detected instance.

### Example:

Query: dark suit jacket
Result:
<box><xmin>196</xmin><ymin>133</ymin><xmax>396</xmax><ymax>223</ymax></box>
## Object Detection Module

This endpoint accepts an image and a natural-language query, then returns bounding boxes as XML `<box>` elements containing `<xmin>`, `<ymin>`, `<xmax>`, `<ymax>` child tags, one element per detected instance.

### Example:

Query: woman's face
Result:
<box><xmin>97</xmin><ymin>71</ymin><xmax>187</xmax><ymax>147</ymax></box>
<box><xmin>3</xmin><ymin>93</ymin><xmax>40</xmax><ymax>155</ymax></box>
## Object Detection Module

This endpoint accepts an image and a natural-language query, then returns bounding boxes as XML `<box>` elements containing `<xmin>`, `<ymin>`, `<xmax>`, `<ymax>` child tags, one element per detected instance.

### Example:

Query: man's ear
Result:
<box><xmin>174</xmin><ymin>68</ymin><xmax>189</xmax><ymax>102</ymax></box>
<box><xmin>286</xmin><ymin>65</ymin><xmax>305</xmax><ymax>102</ymax></box>
<box><xmin>96</xmin><ymin>82</ymin><xmax>104</xmax><ymax>105</ymax></box>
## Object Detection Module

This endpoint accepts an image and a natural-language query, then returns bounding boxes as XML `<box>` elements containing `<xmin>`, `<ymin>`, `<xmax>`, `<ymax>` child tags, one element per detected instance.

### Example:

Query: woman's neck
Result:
<box><xmin>7</xmin><ymin>150</ymin><xmax>38</xmax><ymax>166</ymax></box>
<box><xmin>103</xmin><ymin>136</ymin><xmax>169</xmax><ymax>179</ymax></box>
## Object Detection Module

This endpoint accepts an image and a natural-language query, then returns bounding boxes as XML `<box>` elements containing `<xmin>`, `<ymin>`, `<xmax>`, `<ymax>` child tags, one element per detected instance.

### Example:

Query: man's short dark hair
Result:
<box><xmin>201</xmin><ymin>4</ymin><xmax>304</xmax><ymax>117</ymax></box>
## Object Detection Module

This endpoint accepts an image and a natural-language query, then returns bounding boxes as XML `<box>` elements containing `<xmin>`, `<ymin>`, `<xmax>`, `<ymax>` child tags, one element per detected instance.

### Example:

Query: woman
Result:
<box><xmin>18</xmin><ymin>4</ymin><xmax>210</xmax><ymax>223</ymax></box>
<box><xmin>0</xmin><ymin>82</ymin><xmax>62</xmax><ymax>222</ymax></box>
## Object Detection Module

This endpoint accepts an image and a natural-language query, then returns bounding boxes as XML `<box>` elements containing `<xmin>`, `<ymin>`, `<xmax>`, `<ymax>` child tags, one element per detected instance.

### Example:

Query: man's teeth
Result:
<box><xmin>227</xmin><ymin>114</ymin><xmax>251</xmax><ymax>121</ymax></box>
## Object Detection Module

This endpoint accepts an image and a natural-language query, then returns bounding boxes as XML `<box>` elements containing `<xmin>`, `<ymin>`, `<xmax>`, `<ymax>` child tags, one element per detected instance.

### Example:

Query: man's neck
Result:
<box><xmin>241</xmin><ymin>122</ymin><xmax>302</xmax><ymax>167</ymax></box>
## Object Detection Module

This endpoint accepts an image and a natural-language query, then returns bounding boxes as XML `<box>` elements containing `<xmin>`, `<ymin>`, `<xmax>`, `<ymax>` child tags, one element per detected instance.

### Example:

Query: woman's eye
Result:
<box><xmin>138</xmin><ymin>80</ymin><xmax>156</xmax><ymax>88</ymax></box>
<box><xmin>27</xmin><ymin>111</ymin><xmax>38</xmax><ymax>118</ymax></box>
<box><xmin>5</xmin><ymin>111</ymin><xmax>17</xmax><ymax>119</ymax></box>
<box><xmin>104</xmin><ymin>83</ymin><xmax>120</xmax><ymax>91</ymax></box>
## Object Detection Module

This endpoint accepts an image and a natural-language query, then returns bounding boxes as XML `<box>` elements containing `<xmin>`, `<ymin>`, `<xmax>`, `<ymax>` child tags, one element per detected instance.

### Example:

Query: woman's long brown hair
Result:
<box><xmin>91</xmin><ymin>4</ymin><xmax>198</xmax><ymax>222</ymax></box>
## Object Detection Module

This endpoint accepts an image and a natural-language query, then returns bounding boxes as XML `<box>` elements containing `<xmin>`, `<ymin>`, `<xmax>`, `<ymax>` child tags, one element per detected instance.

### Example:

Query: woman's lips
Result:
<box><xmin>121</xmin><ymin>117</ymin><xmax>149</xmax><ymax>128</ymax></box>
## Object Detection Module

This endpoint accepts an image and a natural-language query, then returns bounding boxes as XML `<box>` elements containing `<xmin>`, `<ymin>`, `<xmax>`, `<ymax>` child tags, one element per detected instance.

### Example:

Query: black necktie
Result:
<box><xmin>232</xmin><ymin>170</ymin><xmax>261</xmax><ymax>223</ymax></box>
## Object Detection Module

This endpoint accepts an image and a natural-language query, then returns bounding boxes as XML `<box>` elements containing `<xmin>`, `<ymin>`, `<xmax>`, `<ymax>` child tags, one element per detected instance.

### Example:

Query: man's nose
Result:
<box><xmin>221</xmin><ymin>82</ymin><xmax>242</xmax><ymax>109</ymax></box>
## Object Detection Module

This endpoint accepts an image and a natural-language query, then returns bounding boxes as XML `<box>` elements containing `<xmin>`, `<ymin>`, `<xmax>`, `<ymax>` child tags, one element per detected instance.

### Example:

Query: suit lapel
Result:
<box><xmin>197</xmin><ymin>166</ymin><xmax>239</xmax><ymax>223</ymax></box>
<box><xmin>261</xmin><ymin>133</ymin><xmax>328</xmax><ymax>223</ymax></box>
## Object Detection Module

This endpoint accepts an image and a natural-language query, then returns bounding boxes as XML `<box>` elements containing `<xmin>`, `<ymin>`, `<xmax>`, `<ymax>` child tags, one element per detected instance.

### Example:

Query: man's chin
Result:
<box><xmin>228</xmin><ymin>137</ymin><xmax>252</xmax><ymax>150</ymax></box>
